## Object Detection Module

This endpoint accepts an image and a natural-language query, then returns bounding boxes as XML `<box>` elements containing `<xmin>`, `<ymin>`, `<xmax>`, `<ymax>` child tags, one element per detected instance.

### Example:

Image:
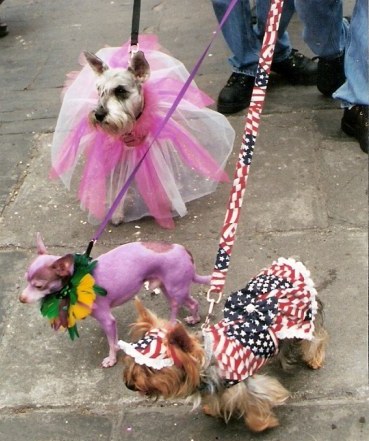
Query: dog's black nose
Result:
<box><xmin>94</xmin><ymin>108</ymin><xmax>107</xmax><ymax>122</ymax></box>
<box><xmin>125</xmin><ymin>382</ymin><xmax>139</xmax><ymax>392</ymax></box>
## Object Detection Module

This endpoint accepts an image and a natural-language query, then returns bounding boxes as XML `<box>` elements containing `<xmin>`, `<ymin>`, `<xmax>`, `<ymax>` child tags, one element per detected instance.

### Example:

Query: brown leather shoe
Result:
<box><xmin>341</xmin><ymin>105</ymin><xmax>368</xmax><ymax>154</ymax></box>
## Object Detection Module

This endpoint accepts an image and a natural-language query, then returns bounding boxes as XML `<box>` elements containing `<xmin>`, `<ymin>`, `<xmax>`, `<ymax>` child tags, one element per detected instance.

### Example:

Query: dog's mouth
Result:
<box><xmin>125</xmin><ymin>381</ymin><xmax>156</xmax><ymax>398</ymax></box>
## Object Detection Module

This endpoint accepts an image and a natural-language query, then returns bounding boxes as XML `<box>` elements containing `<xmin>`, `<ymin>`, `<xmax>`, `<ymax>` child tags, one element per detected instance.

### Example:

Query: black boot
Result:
<box><xmin>217</xmin><ymin>73</ymin><xmax>255</xmax><ymax>115</ymax></box>
<box><xmin>316</xmin><ymin>54</ymin><xmax>345</xmax><ymax>97</ymax></box>
<box><xmin>271</xmin><ymin>49</ymin><xmax>317</xmax><ymax>85</ymax></box>
<box><xmin>0</xmin><ymin>20</ymin><xmax>8</xmax><ymax>38</ymax></box>
<box><xmin>341</xmin><ymin>105</ymin><xmax>368</xmax><ymax>154</ymax></box>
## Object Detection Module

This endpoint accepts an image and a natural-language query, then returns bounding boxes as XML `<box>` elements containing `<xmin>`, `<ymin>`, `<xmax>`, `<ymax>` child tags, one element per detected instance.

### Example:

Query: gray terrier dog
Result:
<box><xmin>52</xmin><ymin>45</ymin><xmax>233</xmax><ymax>228</ymax></box>
<box><xmin>83</xmin><ymin>50</ymin><xmax>150</xmax><ymax>225</ymax></box>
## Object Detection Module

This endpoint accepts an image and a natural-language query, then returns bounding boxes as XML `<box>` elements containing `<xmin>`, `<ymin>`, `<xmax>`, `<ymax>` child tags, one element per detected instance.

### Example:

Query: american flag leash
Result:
<box><xmin>205</xmin><ymin>0</ymin><xmax>285</xmax><ymax>325</ymax></box>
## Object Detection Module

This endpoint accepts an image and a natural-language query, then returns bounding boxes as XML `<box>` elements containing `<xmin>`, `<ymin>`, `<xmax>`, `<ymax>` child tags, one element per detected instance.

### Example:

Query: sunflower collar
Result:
<box><xmin>40</xmin><ymin>253</ymin><xmax>107</xmax><ymax>340</ymax></box>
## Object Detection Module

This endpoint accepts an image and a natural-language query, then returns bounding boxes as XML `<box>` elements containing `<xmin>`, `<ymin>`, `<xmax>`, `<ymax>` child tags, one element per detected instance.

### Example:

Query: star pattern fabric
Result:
<box><xmin>215</xmin><ymin>247</ymin><xmax>230</xmax><ymax>270</ymax></box>
<box><xmin>255</xmin><ymin>65</ymin><xmax>269</xmax><ymax>87</ymax></box>
<box><xmin>204</xmin><ymin>258</ymin><xmax>318</xmax><ymax>386</ymax></box>
<box><xmin>241</xmin><ymin>134</ymin><xmax>256</xmax><ymax>166</ymax></box>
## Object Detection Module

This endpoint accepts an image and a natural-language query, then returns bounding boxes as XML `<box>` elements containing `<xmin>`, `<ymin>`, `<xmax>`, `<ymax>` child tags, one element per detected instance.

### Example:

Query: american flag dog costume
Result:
<box><xmin>119</xmin><ymin>257</ymin><xmax>317</xmax><ymax>382</ymax></box>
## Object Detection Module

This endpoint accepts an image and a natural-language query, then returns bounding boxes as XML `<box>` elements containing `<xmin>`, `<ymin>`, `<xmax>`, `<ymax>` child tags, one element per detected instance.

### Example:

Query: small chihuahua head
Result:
<box><xmin>19</xmin><ymin>233</ymin><xmax>74</xmax><ymax>304</ymax></box>
<box><xmin>121</xmin><ymin>299</ymin><xmax>205</xmax><ymax>399</ymax></box>
<box><xmin>84</xmin><ymin>50</ymin><xmax>150</xmax><ymax>136</ymax></box>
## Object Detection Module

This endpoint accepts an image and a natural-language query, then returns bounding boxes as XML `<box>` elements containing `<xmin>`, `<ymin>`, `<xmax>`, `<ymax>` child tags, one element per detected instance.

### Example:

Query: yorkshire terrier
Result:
<box><xmin>119</xmin><ymin>258</ymin><xmax>328</xmax><ymax>432</ymax></box>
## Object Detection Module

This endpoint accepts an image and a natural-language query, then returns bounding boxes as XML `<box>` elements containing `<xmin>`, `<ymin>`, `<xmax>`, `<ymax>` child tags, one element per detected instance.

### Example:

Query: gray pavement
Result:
<box><xmin>0</xmin><ymin>1</ymin><xmax>368</xmax><ymax>440</ymax></box>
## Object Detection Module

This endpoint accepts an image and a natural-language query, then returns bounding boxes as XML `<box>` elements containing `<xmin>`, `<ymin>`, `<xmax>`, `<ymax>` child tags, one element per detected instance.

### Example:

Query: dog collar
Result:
<box><xmin>118</xmin><ymin>328</ymin><xmax>176</xmax><ymax>370</ymax></box>
<box><xmin>40</xmin><ymin>253</ymin><xmax>107</xmax><ymax>340</ymax></box>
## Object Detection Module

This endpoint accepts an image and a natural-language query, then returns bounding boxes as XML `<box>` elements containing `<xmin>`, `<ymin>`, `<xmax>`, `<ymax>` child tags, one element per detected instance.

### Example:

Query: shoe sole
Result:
<box><xmin>217</xmin><ymin>102</ymin><xmax>249</xmax><ymax>115</ymax></box>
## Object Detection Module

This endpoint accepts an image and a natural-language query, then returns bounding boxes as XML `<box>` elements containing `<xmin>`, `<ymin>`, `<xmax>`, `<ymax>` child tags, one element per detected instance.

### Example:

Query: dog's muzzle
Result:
<box><xmin>94</xmin><ymin>107</ymin><xmax>108</xmax><ymax>122</ymax></box>
<box><xmin>125</xmin><ymin>381</ymin><xmax>139</xmax><ymax>392</ymax></box>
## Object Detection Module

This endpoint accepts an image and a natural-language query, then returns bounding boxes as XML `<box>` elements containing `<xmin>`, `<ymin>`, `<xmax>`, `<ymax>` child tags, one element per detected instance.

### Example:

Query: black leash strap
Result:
<box><xmin>84</xmin><ymin>0</ymin><xmax>141</xmax><ymax>258</ymax></box>
<box><xmin>130</xmin><ymin>0</ymin><xmax>141</xmax><ymax>52</ymax></box>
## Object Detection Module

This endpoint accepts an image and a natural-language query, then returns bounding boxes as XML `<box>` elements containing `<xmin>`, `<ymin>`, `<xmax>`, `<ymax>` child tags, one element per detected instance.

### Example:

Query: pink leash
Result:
<box><xmin>205</xmin><ymin>0</ymin><xmax>285</xmax><ymax>324</ymax></box>
<box><xmin>85</xmin><ymin>0</ymin><xmax>240</xmax><ymax>257</ymax></box>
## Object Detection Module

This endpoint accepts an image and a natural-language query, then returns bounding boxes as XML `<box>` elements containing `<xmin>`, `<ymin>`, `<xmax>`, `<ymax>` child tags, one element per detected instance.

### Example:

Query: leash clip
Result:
<box><xmin>129</xmin><ymin>43</ymin><xmax>139</xmax><ymax>56</ymax></box>
<box><xmin>206</xmin><ymin>287</ymin><xmax>223</xmax><ymax>306</ymax></box>
<box><xmin>202</xmin><ymin>287</ymin><xmax>223</xmax><ymax>329</ymax></box>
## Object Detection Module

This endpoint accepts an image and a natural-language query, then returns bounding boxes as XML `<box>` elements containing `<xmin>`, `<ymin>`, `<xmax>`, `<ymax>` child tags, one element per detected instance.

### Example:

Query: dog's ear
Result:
<box><xmin>166</xmin><ymin>324</ymin><xmax>204</xmax><ymax>388</ymax></box>
<box><xmin>51</xmin><ymin>254</ymin><xmax>75</xmax><ymax>278</ymax></box>
<box><xmin>129</xmin><ymin>51</ymin><xmax>150</xmax><ymax>83</ymax></box>
<box><xmin>36</xmin><ymin>232</ymin><xmax>48</xmax><ymax>255</ymax></box>
<box><xmin>167</xmin><ymin>323</ymin><xmax>195</xmax><ymax>354</ymax></box>
<box><xmin>84</xmin><ymin>51</ymin><xmax>109</xmax><ymax>75</ymax></box>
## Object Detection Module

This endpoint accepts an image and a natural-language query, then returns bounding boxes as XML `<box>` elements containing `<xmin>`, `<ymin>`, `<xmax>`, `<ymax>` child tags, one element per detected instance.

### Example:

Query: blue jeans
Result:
<box><xmin>295</xmin><ymin>0</ymin><xmax>369</xmax><ymax>106</ymax></box>
<box><xmin>211</xmin><ymin>0</ymin><xmax>296</xmax><ymax>76</ymax></box>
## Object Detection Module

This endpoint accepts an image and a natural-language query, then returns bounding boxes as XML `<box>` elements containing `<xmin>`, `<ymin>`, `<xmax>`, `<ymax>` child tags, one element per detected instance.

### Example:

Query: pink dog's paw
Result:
<box><xmin>184</xmin><ymin>315</ymin><xmax>201</xmax><ymax>325</ymax></box>
<box><xmin>102</xmin><ymin>355</ymin><xmax>117</xmax><ymax>368</ymax></box>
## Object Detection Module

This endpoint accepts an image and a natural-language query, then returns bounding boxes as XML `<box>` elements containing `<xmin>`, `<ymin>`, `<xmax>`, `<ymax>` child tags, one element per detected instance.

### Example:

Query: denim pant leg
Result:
<box><xmin>294</xmin><ymin>0</ymin><xmax>348</xmax><ymax>58</ymax></box>
<box><xmin>333</xmin><ymin>0</ymin><xmax>369</xmax><ymax>106</ymax></box>
<box><xmin>255</xmin><ymin>0</ymin><xmax>295</xmax><ymax>62</ymax></box>
<box><xmin>211</xmin><ymin>0</ymin><xmax>294</xmax><ymax>76</ymax></box>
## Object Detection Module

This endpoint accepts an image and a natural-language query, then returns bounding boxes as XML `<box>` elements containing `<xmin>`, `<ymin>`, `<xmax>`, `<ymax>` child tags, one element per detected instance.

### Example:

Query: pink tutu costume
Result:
<box><xmin>51</xmin><ymin>35</ymin><xmax>235</xmax><ymax>228</ymax></box>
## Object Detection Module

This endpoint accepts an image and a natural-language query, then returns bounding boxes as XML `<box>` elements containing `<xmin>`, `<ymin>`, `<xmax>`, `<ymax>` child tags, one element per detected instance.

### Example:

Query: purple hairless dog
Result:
<box><xmin>20</xmin><ymin>234</ymin><xmax>210</xmax><ymax>367</ymax></box>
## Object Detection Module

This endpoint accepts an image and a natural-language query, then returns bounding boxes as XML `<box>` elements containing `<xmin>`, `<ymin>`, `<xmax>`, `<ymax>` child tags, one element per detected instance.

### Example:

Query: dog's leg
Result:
<box><xmin>202</xmin><ymin>394</ymin><xmax>222</xmax><ymax>418</ymax></box>
<box><xmin>92</xmin><ymin>309</ymin><xmax>119</xmax><ymax>367</ymax></box>
<box><xmin>161</xmin><ymin>283</ymin><xmax>201</xmax><ymax>325</ymax></box>
<box><xmin>242</xmin><ymin>375</ymin><xmax>289</xmax><ymax>432</ymax></box>
<box><xmin>300</xmin><ymin>302</ymin><xmax>328</xmax><ymax>370</ymax></box>
<box><xmin>300</xmin><ymin>325</ymin><xmax>328</xmax><ymax>369</ymax></box>
<box><xmin>183</xmin><ymin>296</ymin><xmax>200</xmax><ymax>325</ymax></box>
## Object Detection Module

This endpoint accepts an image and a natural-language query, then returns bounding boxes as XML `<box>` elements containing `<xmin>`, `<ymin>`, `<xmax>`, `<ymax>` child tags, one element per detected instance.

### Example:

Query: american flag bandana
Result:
<box><xmin>118</xmin><ymin>328</ymin><xmax>174</xmax><ymax>370</ymax></box>
<box><xmin>204</xmin><ymin>257</ymin><xmax>317</xmax><ymax>386</ymax></box>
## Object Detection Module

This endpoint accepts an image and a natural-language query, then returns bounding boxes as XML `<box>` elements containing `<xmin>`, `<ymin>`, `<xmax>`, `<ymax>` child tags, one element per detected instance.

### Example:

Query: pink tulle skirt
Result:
<box><xmin>51</xmin><ymin>35</ymin><xmax>235</xmax><ymax>228</ymax></box>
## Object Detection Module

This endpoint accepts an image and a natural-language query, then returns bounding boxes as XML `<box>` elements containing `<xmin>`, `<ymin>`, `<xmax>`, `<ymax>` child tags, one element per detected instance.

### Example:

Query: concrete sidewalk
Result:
<box><xmin>0</xmin><ymin>1</ymin><xmax>367</xmax><ymax>440</ymax></box>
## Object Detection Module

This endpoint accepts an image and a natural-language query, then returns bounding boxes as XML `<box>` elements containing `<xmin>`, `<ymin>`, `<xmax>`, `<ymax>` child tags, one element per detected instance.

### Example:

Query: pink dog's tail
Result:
<box><xmin>193</xmin><ymin>273</ymin><xmax>211</xmax><ymax>285</ymax></box>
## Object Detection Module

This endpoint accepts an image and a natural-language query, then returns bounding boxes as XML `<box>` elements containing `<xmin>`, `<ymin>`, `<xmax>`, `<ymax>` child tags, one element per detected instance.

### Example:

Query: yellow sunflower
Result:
<box><xmin>67</xmin><ymin>273</ymin><xmax>96</xmax><ymax>328</ymax></box>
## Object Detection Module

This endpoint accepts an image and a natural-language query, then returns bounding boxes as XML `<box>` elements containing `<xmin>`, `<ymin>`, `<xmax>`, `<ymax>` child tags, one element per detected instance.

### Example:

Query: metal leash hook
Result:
<box><xmin>202</xmin><ymin>287</ymin><xmax>223</xmax><ymax>329</ymax></box>
<box><xmin>129</xmin><ymin>0</ymin><xmax>141</xmax><ymax>57</ymax></box>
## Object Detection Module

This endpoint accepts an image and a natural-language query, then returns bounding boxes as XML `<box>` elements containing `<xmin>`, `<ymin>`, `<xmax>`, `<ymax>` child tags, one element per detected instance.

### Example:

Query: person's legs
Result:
<box><xmin>333</xmin><ymin>0</ymin><xmax>368</xmax><ymax>106</ymax></box>
<box><xmin>211</xmin><ymin>0</ymin><xmax>262</xmax><ymax>113</ymax></box>
<box><xmin>255</xmin><ymin>0</ymin><xmax>294</xmax><ymax>62</ymax></box>
<box><xmin>295</xmin><ymin>0</ymin><xmax>346</xmax><ymax>58</ymax></box>
<box><xmin>212</xmin><ymin>0</ymin><xmax>261</xmax><ymax>76</ymax></box>
<box><xmin>212</xmin><ymin>0</ymin><xmax>317</xmax><ymax>114</ymax></box>
<box><xmin>296</xmin><ymin>0</ymin><xmax>367</xmax><ymax>153</ymax></box>
<box><xmin>294</xmin><ymin>0</ymin><xmax>349</xmax><ymax>96</ymax></box>
<box><xmin>334</xmin><ymin>0</ymin><xmax>368</xmax><ymax>153</ymax></box>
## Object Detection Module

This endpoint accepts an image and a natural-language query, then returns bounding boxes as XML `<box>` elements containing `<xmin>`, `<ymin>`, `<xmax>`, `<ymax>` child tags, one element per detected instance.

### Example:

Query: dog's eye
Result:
<box><xmin>115</xmin><ymin>86</ymin><xmax>129</xmax><ymax>99</ymax></box>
